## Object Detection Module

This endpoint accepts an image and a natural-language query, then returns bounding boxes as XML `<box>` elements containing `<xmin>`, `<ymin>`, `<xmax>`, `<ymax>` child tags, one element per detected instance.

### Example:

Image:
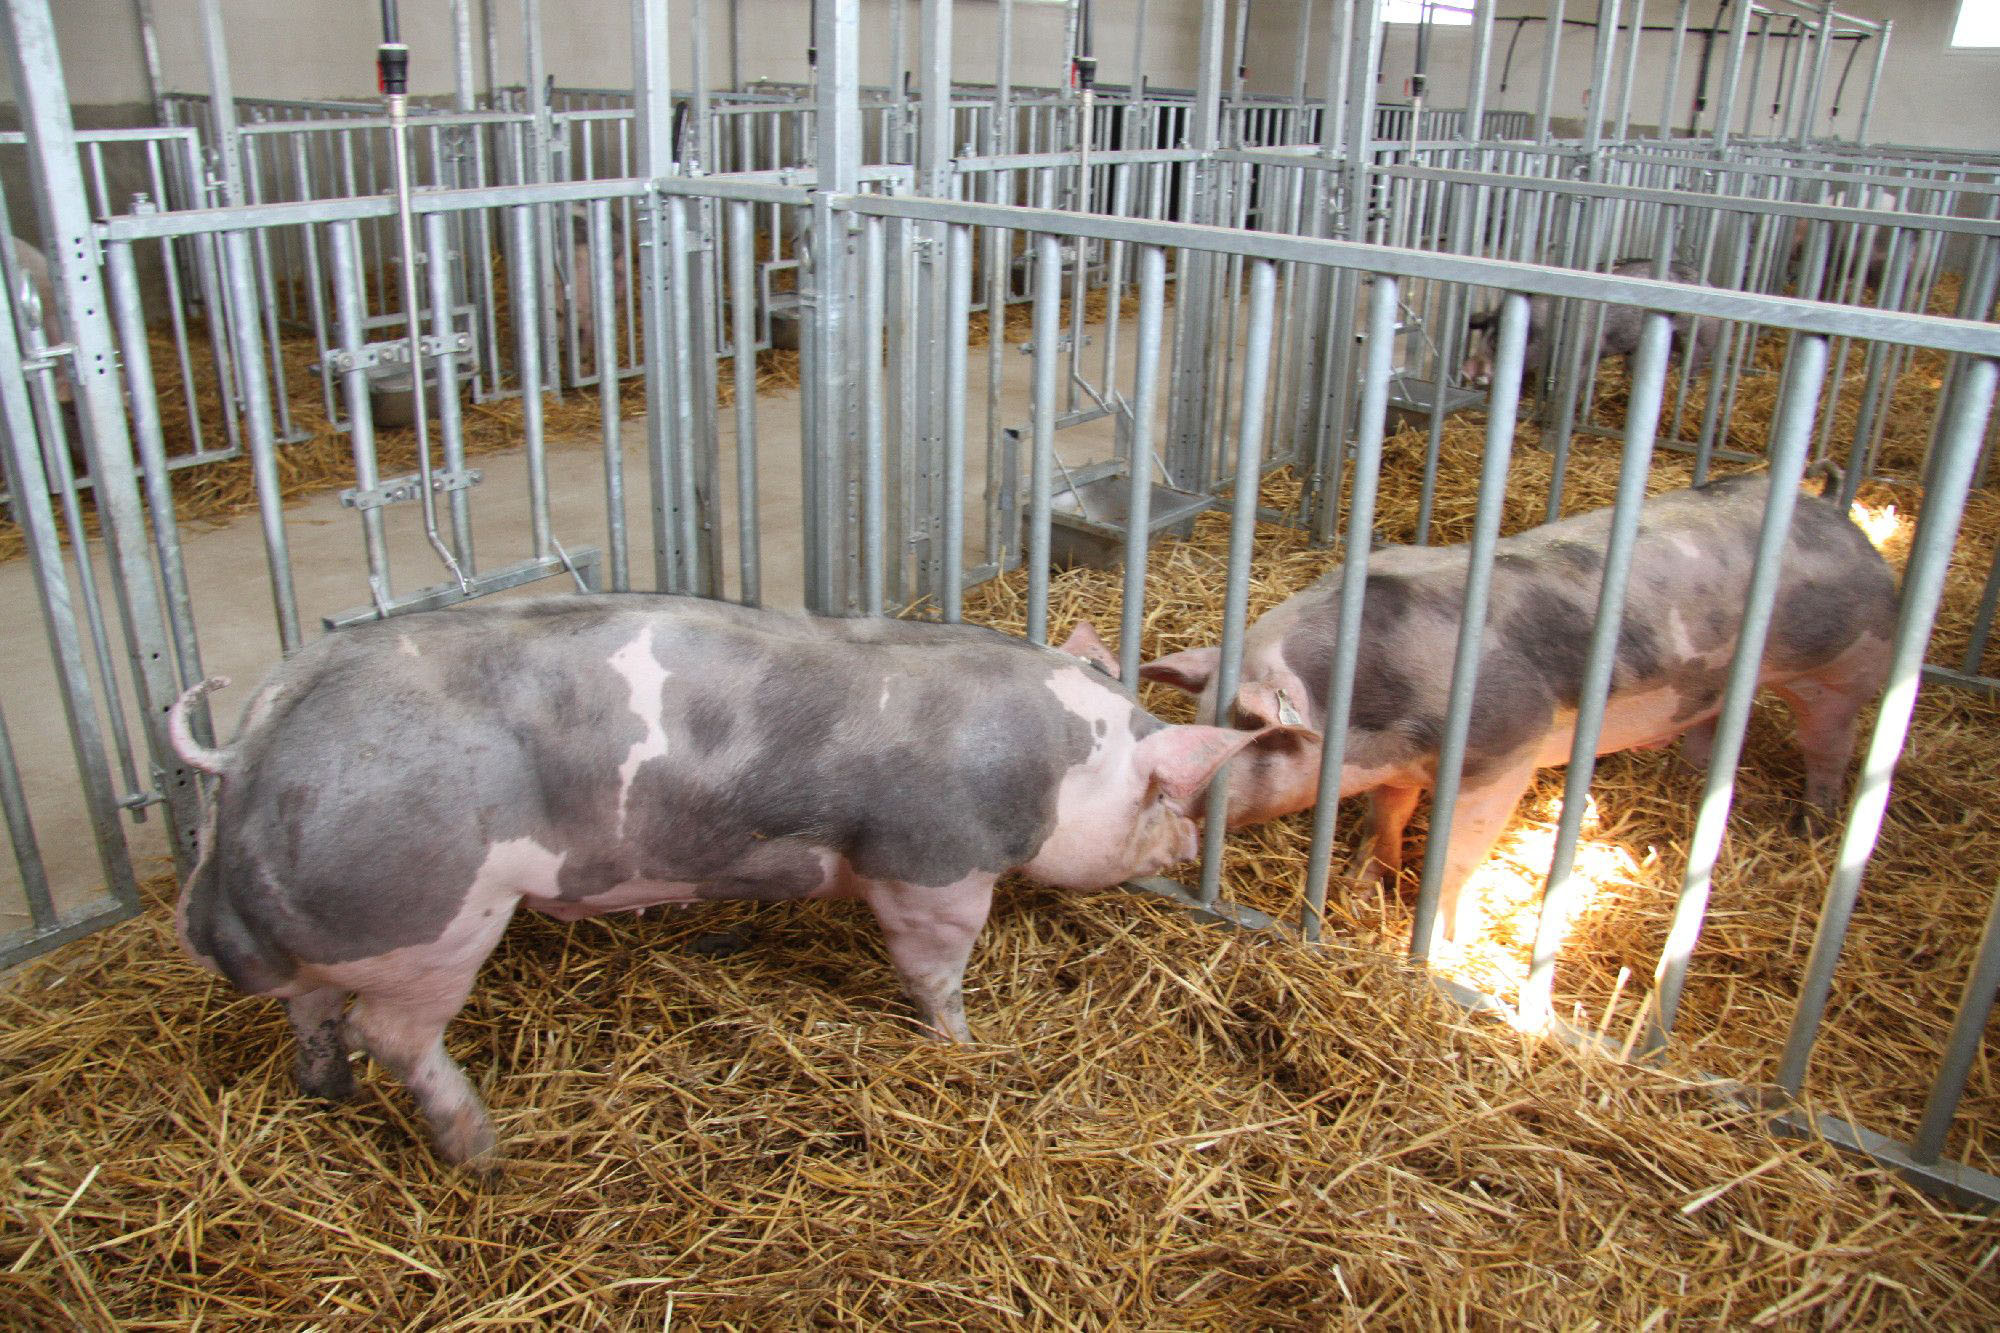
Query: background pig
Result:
<box><xmin>1140</xmin><ymin>471</ymin><xmax>1896</xmax><ymax>946</ymax></box>
<box><xmin>1460</xmin><ymin>258</ymin><xmax>1717</xmax><ymax>395</ymax></box>
<box><xmin>170</xmin><ymin>598</ymin><xmax>1280</xmax><ymax>1167</ymax></box>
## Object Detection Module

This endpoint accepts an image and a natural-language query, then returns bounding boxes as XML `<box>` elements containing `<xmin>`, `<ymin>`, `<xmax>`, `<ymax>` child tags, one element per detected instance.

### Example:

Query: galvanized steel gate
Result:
<box><xmin>4</xmin><ymin>0</ymin><xmax>2000</xmax><ymax>1207</ymax></box>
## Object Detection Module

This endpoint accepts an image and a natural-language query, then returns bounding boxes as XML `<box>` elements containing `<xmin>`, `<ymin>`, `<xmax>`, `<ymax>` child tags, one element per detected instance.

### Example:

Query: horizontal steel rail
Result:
<box><xmin>1371</xmin><ymin>162</ymin><xmax>2000</xmax><ymax>234</ymax></box>
<box><xmin>833</xmin><ymin>193</ymin><xmax>2000</xmax><ymax>356</ymax></box>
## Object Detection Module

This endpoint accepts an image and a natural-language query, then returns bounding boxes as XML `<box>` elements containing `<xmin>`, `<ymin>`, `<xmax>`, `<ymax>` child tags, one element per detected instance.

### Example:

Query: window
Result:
<box><xmin>1952</xmin><ymin>0</ymin><xmax>2000</xmax><ymax>49</ymax></box>
<box><xmin>1383</xmin><ymin>1</ymin><xmax>1474</xmax><ymax>25</ymax></box>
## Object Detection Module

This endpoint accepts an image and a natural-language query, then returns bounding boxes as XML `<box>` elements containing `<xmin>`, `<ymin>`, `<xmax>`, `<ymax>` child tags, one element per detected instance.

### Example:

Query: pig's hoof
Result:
<box><xmin>434</xmin><ymin>1113</ymin><xmax>498</xmax><ymax>1171</ymax></box>
<box><xmin>687</xmin><ymin>928</ymin><xmax>754</xmax><ymax>958</ymax></box>
<box><xmin>1789</xmin><ymin>804</ymin><xmax>1834</xmax><ymax>838</ymax></box>
<box><xmin>295</xmin><ymin>1054</ymin><xmax>357</xmax><ymax>1104</ymax></box>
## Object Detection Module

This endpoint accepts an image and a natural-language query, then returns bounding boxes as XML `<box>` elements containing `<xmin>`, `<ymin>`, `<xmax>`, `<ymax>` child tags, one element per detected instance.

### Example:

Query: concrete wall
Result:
<box><xmin>12</xmin><ymin>3</ymin><xmax>1999</xmax><ymax>154</ymax></box>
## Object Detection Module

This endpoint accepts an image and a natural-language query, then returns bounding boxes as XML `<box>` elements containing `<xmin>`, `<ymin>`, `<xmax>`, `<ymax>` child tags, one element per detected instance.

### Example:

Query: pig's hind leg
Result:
<box><xmin>337</xmin><ymin>897</ymin><xmax>519</xmax><ymax>1169</ymax></box>
<box><xmin>286</xmin><ymin>987</ymin><xmax>355</xmax><ymax>1102</ymax></box>
<box><xmin>861</xmin><ymin>873</ymin><xmax>998</xmax><ymax>1043</ymax></box>
<box><xmin>1772</xmin><ymin>674</ymin><xmax>1875</xmax><ymax>832</ymax></box>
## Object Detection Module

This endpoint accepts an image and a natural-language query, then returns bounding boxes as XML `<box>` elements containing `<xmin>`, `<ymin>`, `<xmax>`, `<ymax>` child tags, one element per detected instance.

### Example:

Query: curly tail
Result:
<box><xmin>168</xmin><ymin>677</ymin><xmax>232</xmax><ymax>775</ymax></box>
<box><xmin>1805</xmin><ymin>460</ymin><xmax>1845</xmax><ymax>498</ymax></box>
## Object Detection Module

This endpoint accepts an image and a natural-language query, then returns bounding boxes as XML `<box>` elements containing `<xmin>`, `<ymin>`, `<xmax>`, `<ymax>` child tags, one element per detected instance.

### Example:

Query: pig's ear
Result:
<box><xmin>1056</xmin><ymin>620</ymin><xmax>1121</xmax><ymax>679</ymax></box>
<box><xmin>1137</xmin><ymin>725</ymin><xmax>1270</xmax><ymax>804</ymax></box>
<box><xmin>1138</xmin><ymin>646</ymin><xmax>1219</xmax><ymax>694</ymax></box>
<box><xmin>1467</xmin><ymin>309</ymin><xmax>1498</xmax><ymax>332</ymax></box>
<box><xmin>1234</xmin><ymin>681</ymin><xmax>1321</xmax><ymax>739</ymax></box>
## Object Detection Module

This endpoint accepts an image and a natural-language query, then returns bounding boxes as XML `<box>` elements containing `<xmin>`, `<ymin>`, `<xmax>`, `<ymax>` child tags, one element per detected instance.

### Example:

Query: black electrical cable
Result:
<box><xmin>1499</xmin><ymin>16</ymin><xmax>1529</xmax><ymax>94</ymax></box>
<box><xmin>1829</xmin><ymin>32</ymin><xmax>1864</xmax><ymax>120</ymax></box>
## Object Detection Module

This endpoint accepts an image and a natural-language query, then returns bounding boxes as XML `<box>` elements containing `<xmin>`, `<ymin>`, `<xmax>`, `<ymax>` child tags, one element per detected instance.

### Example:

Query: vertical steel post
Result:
<box><xmin>1796</xmin><ymin>1</ymin><xmax>1836</xmax><ymax>144</ymax></box>
<box><xmin>1194</xmin><ymin>260</ymin><xmax>1282</xmax><ymax>907</ymax></box>
<box><xmin>729</xmin><ymin>200</ymin><xmax>761</xmax><ymax>606</ymax></box>
<box><xmin>808</xmin><ymin>0</ymin><xmax>862</xmax><ymax>613</ymax></box>
<box><xmin>633</xmin><ymin>0</ymin><xmax>678</xmax><ymax>591</ymax></box>
<box><xmin>862</xmin><ymin>215</ymin><xmax>887</xmax><ymax>616</ymax></box>
<box><xmin>1518</xmin><ymin>311</ymin><xmax>1672</xmax><ymax>1030</ymax></box>
<box><xmin>1659</xmin><ymin>0</ymin><xmax>1690</xmax><ymax>138</ymax></box>
<box><xmin>1534</xmin><ymin>0</ymin><xmax>1566</xmax><ymax>144</ymax></box>
<box><xmin>942</xmin><ymin>224</ymin><xmax>972</xmax><ymax>623</ymax></box>
<box><xmin>0</xmin><ymin>265</ymin><xmax>136</xmax><ymax>907</ymax></box>
<box><xmin>1165</xmin><ymin>0</ymin><xmax>1229</xmax><ymax>486</ymax></box>
<box><xmin>1027</xmin><ymin>233</ymin><xmax>1062</xmax><ymax>645</ymax></box>
<box><xmin>1299</xmin><ymin>272</ymin><xmax>1400</xmax><ymax>941</ymax></box>
<box><xmin>1465</xmin><ymin>0</ymin><xmax>1495</xmax><ymax>141</ymax></box>
<box><xmin>1776</xmin><ymin>358</ymin><xmax>2000</xmax><ymax>1090</ymax></box>
<box><xmin>590</xmin><ymin>200</ymin><xmax>625</xmax><ymax>591</ymax></box>
<box><xmin>1653</xmin><ymin>334</ymin><xmax>1831</xmax><ymax>1038</ymax></box>
<box><xmin>1117</xmin><ymin>246</ymin><xmax>1168</xmax><ymax>688</ymax></box>
<box><xmin>328</xmin><ymin>222</ymin><xmax>397</xmax><ymax>610</ymax></box>
<box><xmin>1613</xmin><ymin>0</ymin><xmax>1644</xmax><ymax>142</ymax></box>
<box><xmin>196</xmin><ymin>0</ymin><xmax>244</xmax><ymax>208</ymax></box>
<box><xmin>1855</xmin><ymin>21</ymin><xmax>1890</xmax><ymax>146</ymax></box>
<box><xmin>1709</xmin><ymin>0</ymin><xmax>1753</xmax><ymax>152</ymax></box>
<box><xmin>1406</xmin><ymin>291</ymin><xmax>1531</xmax><ymax>959</ymax></box>
<box><xmin>1909</xmin><ymin>875</ymin><xmax>2000</xmax><ymax>1164</ymax></box>
<box><xmin>5</xmin><ymin>0</ymin><xmax>208</xmax><ymax>870</ymax></box>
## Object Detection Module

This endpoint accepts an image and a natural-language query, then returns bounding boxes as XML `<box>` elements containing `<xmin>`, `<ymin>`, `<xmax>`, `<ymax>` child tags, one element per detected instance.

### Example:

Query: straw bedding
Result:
<box><xmin>4</xmin><ymin>285</ymin><xmax>2000</xmax><ymax>1326</ymax></box>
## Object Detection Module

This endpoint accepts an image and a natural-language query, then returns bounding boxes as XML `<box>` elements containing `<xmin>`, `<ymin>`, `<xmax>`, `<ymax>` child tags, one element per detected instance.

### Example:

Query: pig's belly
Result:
<box><xmin>524</xmin><ymin>868</ymin><xmax>848</xmax><ymax>921</ymax></box>
<box><xmin>1533</xmin><ymin>685</ymin><xmax>1715</xmax><ymax>768</ymax></box>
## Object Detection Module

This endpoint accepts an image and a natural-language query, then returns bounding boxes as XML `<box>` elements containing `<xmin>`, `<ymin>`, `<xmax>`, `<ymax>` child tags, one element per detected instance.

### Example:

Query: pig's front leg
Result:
<box><xmin>1679</xmin><ymin>717</ymin><xmax>1718</xmax><ymax>772</ymax></box>
<box><xmin>1350</xmin><ymin>785</ymin><xmax>1422</xmax><ymax>892</ymax></box>
<box><xmin>860</xmin><ymin>872</ymin><xmax>998</xmax><ymax>1042</ymax></box>
<box><xmin>1431</xmin><ymin>759</ymin><xmax>1540</xmax><ymax>947</ymax></box>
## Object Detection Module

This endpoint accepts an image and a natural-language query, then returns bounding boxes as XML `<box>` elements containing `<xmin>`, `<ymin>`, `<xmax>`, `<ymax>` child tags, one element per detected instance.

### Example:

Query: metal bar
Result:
<box><xmin>197</xmin><ymin>0</ymin><xmax>244</xmax><ymax>207</ymax></box>
<box><xmin>729</xmin><ymin>199</ymin><xmax>759</xmax><ymax>605</ymax></box>
<box><xmin>1518</xmin><ymin>312</ymin><xmax>1673</xmax><ymax>1030</ymax></box>
<box><xmin>0</xmin><ymin>248</ymin><xmax>135</xmax><ymax>911</ymax></box>
<box><xmin>104</xmin><ymin>240</ymin><xmax>205</xmax><ymax>699</ymax></box>
<box><xmin>862</xmin><ymin>214</ymin><xmax>887</xmax><ymax>616</ymax></box>
<box><xmin>1195</xmin><ymin>259</ymin><xmax>1281</xmax><ymax>907</ymax></box>
<box><xmin>1653</xmin><ymin>335</ymin><xmax>1831</xmax><ymax>1037</ymax></box>
<box><xmin>507</xmin><ymin>205</ymin><xmax>554</xmax><ymax>560</ymax></box>
<box><xmin>1116</xmin><ymin>246</ymin><xmax>1168</xmax><ymax>688</ymax></box>
<box><xmin>1408</xmin><ymin>292</ymin><xmax>1531</xmax><ymax>960</ymax></box>
<box><xmin>327</xmin><ymin>222</ymin><xmax>396</xmax><ymax>609</ymax></box>
<box><xmin>1300</xmin><ymin>274</ymin><xmax>1402</xmax><ymax>942</ymax></box>
<box><xmin>0</xmin><ymin>699</ymin><xmax>53</xmax><ymax>929</ymax></box>
<box><xmin>664</xmin><ymin>195</ymin><xmax>704</xmax><ymax>591</ymax></box>
<box><xmin>1027</xmin><ymin>232</ymin><xmax>1062</xmax><ymax>645</ymax></box>
<box><xmin>425</xmin><ymin>209</ymin><xmax>477</xmax><ymax>573</ymax></box>
<box><xmin>1776</xmin><ymin>357</ymin><xmax>2000</xmax><ymax>1090</ymax></box>
<box><xmin>830</xmin><ymin>194</ymin><xmax>2000</xmax><ymax>356</ymax></box>
<box><xmin>1908</xmin><ymin>873</ymin><xmax>2000</xmax><ymax>1164</ymax></box>
<box><xmin>942</xmin><ymin>223</ymin><xmax>973</xmax><ymax>623</ymax></box>
<box><xmin>587</xmin><ymin>199</ymin><xmax>624</xmax><ymax>591</ymax></box>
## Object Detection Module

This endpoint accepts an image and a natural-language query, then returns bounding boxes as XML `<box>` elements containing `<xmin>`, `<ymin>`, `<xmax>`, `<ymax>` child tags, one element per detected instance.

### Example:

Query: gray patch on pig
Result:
<box><xmin>1770</xmin><ymin>578</ymin><xmax>1868</xmax><ymax>666</ymax></box>
<box><xmin>685</xmin><ymin>693</ymin><xmax>736</xmax><ymax>752</ymax></box>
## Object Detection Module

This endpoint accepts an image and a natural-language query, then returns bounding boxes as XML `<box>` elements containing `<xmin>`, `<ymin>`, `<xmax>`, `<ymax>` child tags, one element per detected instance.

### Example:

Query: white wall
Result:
<box><xmin>19</xmin><ymin>1</ymin><xmax>2000</xmax><ymax>157</ymax></box>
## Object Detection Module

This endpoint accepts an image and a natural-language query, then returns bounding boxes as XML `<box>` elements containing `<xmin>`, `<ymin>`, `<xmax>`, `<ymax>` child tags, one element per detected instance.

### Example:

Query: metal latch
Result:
<box><xmin>341</xmin><ymin>467</ymin><xmax>483</xmax><ymax>511</ymax></box>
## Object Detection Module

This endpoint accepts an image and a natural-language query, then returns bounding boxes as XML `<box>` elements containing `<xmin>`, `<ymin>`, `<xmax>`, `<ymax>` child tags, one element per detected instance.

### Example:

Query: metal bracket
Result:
<box><xmin>1020</xmin><ymin>335</ymin><xmax>1092</xmax><ymax>355</ymax></box>
<box><xmin>341</xmin><ymin>467</ymin><xmax>483</xmax><ymax>511</ymax></box>
<box><xmin>325</xmin><ymin>331</ymin><xmax>472</xmax><ymax>375</ymax></box>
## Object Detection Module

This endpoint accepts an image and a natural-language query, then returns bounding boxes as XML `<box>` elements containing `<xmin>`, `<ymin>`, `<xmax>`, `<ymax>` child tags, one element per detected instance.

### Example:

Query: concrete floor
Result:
<box><xmin>1</xmin><ymin>324</ymin><xmax>1135</xmax><ymax>937</ymax></box>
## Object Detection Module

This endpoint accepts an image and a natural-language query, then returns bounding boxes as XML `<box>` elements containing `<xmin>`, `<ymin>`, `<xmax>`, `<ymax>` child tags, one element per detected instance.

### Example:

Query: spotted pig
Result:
<box><xmin>1460</xmin><ymin>258</ymin><xmax>1718</xmax><ymax>394</ymax></box>
<box><xmin>1140</xmin><ymin>471</ymin><xmax>1897</xmax><ymax>945</ymax></box>
<box><xmin>170</xmin><ymin>597</ymin><xmax>1288</xmax><ymax>1168</ymax></box>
